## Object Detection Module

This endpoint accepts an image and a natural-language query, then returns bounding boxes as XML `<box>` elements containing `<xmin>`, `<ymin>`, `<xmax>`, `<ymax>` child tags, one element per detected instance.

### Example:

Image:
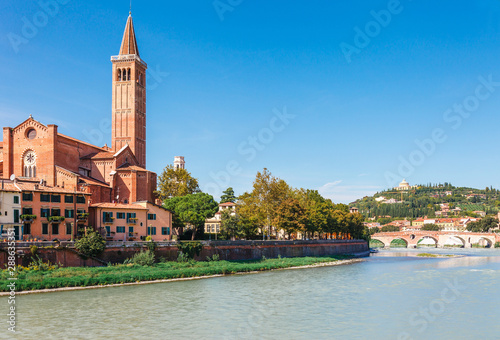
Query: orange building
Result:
<box><xmin>0</xmin><ymin>13</ymin><xmax>172</xmax><ymax>241</ymax></box>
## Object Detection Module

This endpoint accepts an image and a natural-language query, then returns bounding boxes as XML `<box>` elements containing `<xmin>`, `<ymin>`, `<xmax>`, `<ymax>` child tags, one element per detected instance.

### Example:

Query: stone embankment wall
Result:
<box><xmin>1</xmin><ymin>240</ymin><xmax>369</xmax><ymax>267</ymax></box>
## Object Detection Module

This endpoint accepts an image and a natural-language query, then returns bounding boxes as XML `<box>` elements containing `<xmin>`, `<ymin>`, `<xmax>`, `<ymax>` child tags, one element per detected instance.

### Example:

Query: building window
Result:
<box><xmin>14</xmin><ymin>210</ymin><xmax>19</xmax><ymax>223</ymax></box>
<box><xmin>65</xmin><ymin>209</ymin><xmax>74</xmax><ymax>218</ymax></box>
<box><xmin>162</xmin><ymin>227</ymin><xmax>170</xmax><ymax>235</ymax></box>
<box><xmin>116</xmin><ymin>226</ymin><xmax>126</xmax><ymax>233</ymax></box>
<box><xmin>13</xmin><ymin>196</ymin><xmax>19</xmax><ymax>204</ymax></box>
<box><xmin>22</xmin><ymin>192</ymin><xmax>33</xmax><ymax>201</ymax></box>
<box><xmin>128</xmin><ymin>227</ymin><xmax>134</xmax><ymax>237</ymax></box>
<box><xmin>126</xmin><ymin>213</ymin><xmax>136</xmax><ymax>224</ymax></box>
<box><xmin>65</xmin><ymin>195</ymin><xmax>74</xmax><ymax>203</ymax></box>
<box><xmin>147</xmin><ymin>226</ymin><xmax>157</xmax><ymax>236</ymax></box>
<box><xmin>148</xmin><ymin>214</ymin><xmax>156</xmax><ymax>220</ymax></box>
<box><xmin>23</xmin><ymin>150</ymin><xmax>37</xmax><ymax>178</ymax></box>
<box><xmin>41</xmin><ymin>208</ymin><xmax>50</xmax><ymax>218</ymax></box>
<box><xmin>42</xmin><ymin>223</ymin><xmax>49</xmax><ymax>235</ymax></box>
<box><xmin>52</xmin><ymin>224</ymin><xmax>59</xmax><ymax>235</ymax></box>
<box><xmin>105</xmin><ymin>226</ymin><xmax>111</xmax><ymax>237</ymax></box>
<box><xmin>103</xmin><ymin>212</ymin><xmax>114</xmax><ymax>223</ymax></box>
<box><xmin>41</xmin><ymin>194</ymin><xmax>50</xmax><ymax>202</ymax></box>
<box><xmin>76</xmin><ymin>196</ymin><xmax>86</xmax><ymax>204</ymax></box>
<box><xmin>117</xmin><ymin>212</ymin><xmax>125</xmax><ymax>219</ymax></box>
<box><xmin>51</xmin><ymin>195</ymin><xmax>61</xmax><ymax>203</ymax></box>
<box><xmin>24</xmin><ymin>223</ymin><xmax>31</xmax><ymax>235</ymax></box>
<box><xmin>22</xmin><ymin>207</ymin><xmax>33</xmax><ymax>215</ymax></box>
<box><xmin>51</xmin><ymin>208</ymin><xmax>61</xmax><ymax>217</ymax></box>
<box><xmin>66</xmin><ymin>223</ymin><xmax>72</xmax><ymax>235</ymax></box>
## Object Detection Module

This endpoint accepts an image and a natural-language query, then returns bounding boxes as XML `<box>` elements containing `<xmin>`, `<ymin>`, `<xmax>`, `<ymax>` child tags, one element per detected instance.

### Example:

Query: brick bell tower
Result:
<box><xmin>111</xmin><ymin>12</ymin><xmax>147</xmax><ymax>168</ymax></box>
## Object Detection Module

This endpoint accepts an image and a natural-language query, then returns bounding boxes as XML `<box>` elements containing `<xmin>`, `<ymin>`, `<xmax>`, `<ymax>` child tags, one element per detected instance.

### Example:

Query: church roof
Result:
<box><xmin>116</xmin><ymin>163</ymin><xmax>148</xmax><ymax>172</ymax></box>
<box><xmin>91</xmin><ymin>202</ymin><xmax>148</xmax><ymax>210</ymax></box>
<box><xmin>80</xmin><ymin>151</ymin><xmax>115</xmax><ymax>160</ymax></box>
<box><xmin>119</xmin><ymin>14</ymin><xmax>140</xmax><ymax>56</ymax></box>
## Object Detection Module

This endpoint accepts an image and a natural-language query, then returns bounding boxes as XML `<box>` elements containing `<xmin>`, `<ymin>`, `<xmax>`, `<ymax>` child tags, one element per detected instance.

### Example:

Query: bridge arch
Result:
<box><xmin>369</xmin><ymin>239</ymin><xmax>385</xmax><ymax>248</ymax></box>
<box><xmin>417</xmin><ymin>236</ymin><xmax>438</xmax><ymax>248</ymax></box>
<box><xmin>477</xmin><ymin>237</ymin><xmax>493</xmax><ymax>248</ymax></box>
<box><xmin>444</xmin><ymin>236</ymin><xmax>466</xmax><ymax>248</ymax></box>
<box><xmin>390</xmin><ymin>237</ymin><xmax>408</xmax><ymax>248</ymax></box>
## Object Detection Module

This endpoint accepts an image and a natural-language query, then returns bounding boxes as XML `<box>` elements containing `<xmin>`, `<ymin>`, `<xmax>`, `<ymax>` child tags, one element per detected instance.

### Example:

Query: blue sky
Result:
<box><xmin>1</xmin><ymin>0</ymin><xmax>500</xmax><ymax>203</ymax></box>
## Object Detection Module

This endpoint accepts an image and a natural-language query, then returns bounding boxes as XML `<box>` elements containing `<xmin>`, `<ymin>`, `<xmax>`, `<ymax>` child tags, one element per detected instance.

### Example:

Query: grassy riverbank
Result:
<box><xmin>1</xmin><ymin>256</ymin><xmax>353</xmax><ymax>293</ymax></box>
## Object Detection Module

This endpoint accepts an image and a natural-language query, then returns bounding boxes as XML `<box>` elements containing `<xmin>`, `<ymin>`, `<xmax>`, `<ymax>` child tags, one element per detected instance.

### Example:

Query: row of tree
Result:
<box><xmin>156</xmin><ymin>166</ymin><xmax>366</xmax><ymax>241</ymax></box>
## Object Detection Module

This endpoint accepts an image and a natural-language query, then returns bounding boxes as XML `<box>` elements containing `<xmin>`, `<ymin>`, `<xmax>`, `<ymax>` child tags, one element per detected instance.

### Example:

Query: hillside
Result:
<box><xmin>351</xmin><ymin>183</ymin><xmax>500</xmax><ymax>219</ymax></box>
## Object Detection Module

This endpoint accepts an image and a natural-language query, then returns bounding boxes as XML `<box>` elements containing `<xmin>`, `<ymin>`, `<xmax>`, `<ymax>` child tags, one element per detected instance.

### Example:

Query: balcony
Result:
<box><xmin>77</xmin><ymin>213</ymin><xmax>89</xmax><ymax>221</ymax></box>
<box><xmin>48</xmin><ymin>216</ymin><xmax>65</xmax><ymax>223</ymax></box>
<box><xmin>103</xmin><ymin>217</ymin><xmax>115</xmax><ymax>224</ymax></box>
<box><xmin>20</xmin><ymin>214</ymin><xmax>37</xmax><ymax>223</ymax></box>
<box><xmin>127</xmin><ymin>217</ymin><xmax>138</xmax><ymax>225</ymax></box>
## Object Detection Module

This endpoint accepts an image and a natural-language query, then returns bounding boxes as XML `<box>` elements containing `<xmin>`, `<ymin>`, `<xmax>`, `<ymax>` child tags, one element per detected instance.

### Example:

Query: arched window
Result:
<box><xmin>127</xmin><ymin>68</ymin><xmax>131</xmax><ymax>81</ymax></box>
<box><xmin>23</xmin><ymin>150</ymin><xmax>37</xmax><ymax>178</ymax></box>
<box><xmin>117</xmin><ymin>69</ymin><xmax>122</xmax><ymax>81</ymax></box>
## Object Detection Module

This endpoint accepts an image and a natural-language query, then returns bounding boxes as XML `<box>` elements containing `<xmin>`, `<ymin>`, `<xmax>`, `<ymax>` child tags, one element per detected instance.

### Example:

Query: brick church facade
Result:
<box><xmin>0</xmin><ymin>14</ymin><xmax>173</xmax><ymax>242</ymax></box>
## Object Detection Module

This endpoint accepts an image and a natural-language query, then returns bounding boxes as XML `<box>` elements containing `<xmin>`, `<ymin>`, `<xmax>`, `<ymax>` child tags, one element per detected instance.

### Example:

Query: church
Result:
<box><xmin>0</xmin><ymin>13</ymin><xmax>173</xmax><ymax>242</ymax></box>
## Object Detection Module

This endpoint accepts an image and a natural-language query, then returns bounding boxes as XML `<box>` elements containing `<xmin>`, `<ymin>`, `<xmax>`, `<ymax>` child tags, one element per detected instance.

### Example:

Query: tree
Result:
<box><xmin>467</xmin><ymin>216</ymin><xmax>499</xmax><ymax>233</ymax></box>
<box><xmin>156</xmin><ymin>165</ymin><xmax>200</xmax><ymax>200</ymax></box>
<box><xmin>238</xmin><ymin>168</ymin><xmax>292</xmax><ymax>239</ymax></box>
<box><xmin>163</xmin><ymin>193</ymin><xmax>218</xmax><ymax>240</ymax></box>
<box><xmin>220</xmin><ymin>209</ymin><xmax>241</xmax><ymax>240</ymax></box>
<box><xmin>220</xmin><ymin>187</ymin><xmax>237</xmax><ymax>203</ymax></box>
<box><xmin>75</xmin><ymin>231</ymin><xmax>106</xmax><ymax>258</ymax></box>
<box><xmin>421</xmin><ymin>224</ymin><xmax>442</xmax><ymax>231</ymax></box>
<box><xmin>380</xmin><ymin>225</ymin><xmax>400</xmax><ymax>232</ymax></box>
<box><xmin>274</xmin><ymin>198</ymin><xmax>306</xmax><ymax>239</ymax></box>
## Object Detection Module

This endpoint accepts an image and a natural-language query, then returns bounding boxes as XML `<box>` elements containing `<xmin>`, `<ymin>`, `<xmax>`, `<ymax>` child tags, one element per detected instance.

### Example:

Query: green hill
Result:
<box><xmin>351</xmin><ymin>183</ymin><xmax>500</xmax><ymax>219</ymax></box>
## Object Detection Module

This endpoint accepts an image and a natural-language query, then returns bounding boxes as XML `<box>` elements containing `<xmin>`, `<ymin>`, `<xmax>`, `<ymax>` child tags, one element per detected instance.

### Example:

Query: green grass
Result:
<box><xmin>417</xmin><ymin>253</ymin><xmax>455</xmax><ymax>258</ymax></box>
<box><xmin>0</xmin><ymin>256</ymin><xmax>351</xmax><ymax>292</ymax></box>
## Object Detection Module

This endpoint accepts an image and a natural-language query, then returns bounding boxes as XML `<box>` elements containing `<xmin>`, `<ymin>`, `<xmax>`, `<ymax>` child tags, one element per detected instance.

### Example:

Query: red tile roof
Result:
<box><xmin>219</xmin><ymin>202</ymin><xmax>236</xmax><ymax>206</ymax></box>
<box><xmin>120</xmin><ymin>14</ymin><xmax>140</xmax><ymax>56</ymax></box>
<box><xmin>80</xmin><ymin>151</ymin><xmax>115</xmax><ymax>160</ymax></box>
<box><xmin>90</xmin><ymin>203</ymin><xmax>148</xmax><ymax>210</ymax></box>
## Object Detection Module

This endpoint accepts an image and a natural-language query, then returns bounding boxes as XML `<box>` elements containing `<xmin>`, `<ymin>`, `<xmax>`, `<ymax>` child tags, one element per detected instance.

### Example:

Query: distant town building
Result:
<box><xmin>350</xmin><ymin>207</ymin><xmax>359</xmax><ymax>214</ymax></box>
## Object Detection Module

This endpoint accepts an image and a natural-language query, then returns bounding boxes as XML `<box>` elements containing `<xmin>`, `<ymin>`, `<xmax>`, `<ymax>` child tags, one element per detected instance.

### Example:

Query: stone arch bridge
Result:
<box><xmin>371</xmin><ymin>231</ymin><xmax>499</xmax><ymax>248</ymax></box>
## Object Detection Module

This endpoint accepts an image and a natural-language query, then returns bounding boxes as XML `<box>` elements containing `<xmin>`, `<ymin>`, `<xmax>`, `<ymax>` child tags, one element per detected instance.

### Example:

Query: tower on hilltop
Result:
<box><xmin>111</xmin><ymin>12</ymin><xmax>147</xmax><ymax>168</ymax></box>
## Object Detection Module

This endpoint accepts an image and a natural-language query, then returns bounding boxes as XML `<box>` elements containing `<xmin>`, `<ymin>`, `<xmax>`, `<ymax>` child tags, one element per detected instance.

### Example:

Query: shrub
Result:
<box><xmin>177</xmin><ymin>252</ymin><xmax>190</xmax><ymax>263</ymax></box>
<box><xmin>29</xmin><ymin>245</ymin><xmax>38</xmax><ymax>256</ymax></box>
<box><xmin>146</xmin><ymin>240</ymin><xmax>157</xmax><ymax>252</ymax></box>
<box><xmin>124</xmin><ymin>250</ymin><xmax>155</xmax><ymax>266</ymax></box>
<box><xmin>145</xmin><ymin>236</ymin><xmax>152</xmax><ymax>242</ymax></box>
<box><xmin>495</xmin><ymin>242</ymin><xmax>500</xmax><ymax>248</ymax></box>
<box><xmin>177</xmin><ymin>241</ymin><xmax>203</xmax><ymax>259</ymax></box>
<box><xmin>28</xmin><ymin>255</ymin><xmax>59</xmax><ymax>271</ymax></box>
<box><xmin>206</xmin><ymin>254</ymin><xmax>220</xmax><ymax>262</ymax></box>
<box><xmin>75</xmin><ymin>231</ymin><xmax>106</xmax><ymax>258</ymax></box>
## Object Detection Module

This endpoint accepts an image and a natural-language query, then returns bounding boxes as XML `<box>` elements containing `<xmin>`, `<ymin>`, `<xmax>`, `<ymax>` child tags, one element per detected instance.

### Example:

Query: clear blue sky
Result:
<box><xmin>1</xmin><ymin>0</ymin><xmax>500</xmax><ymax>203</ymax></box>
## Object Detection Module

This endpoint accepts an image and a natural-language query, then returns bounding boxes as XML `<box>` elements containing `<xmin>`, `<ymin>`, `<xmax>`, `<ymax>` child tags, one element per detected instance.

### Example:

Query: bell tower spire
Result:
<box><xmin>111</xmin><ymin>13</ymin><xmax>147</xmax><ymax>168</ymax></box>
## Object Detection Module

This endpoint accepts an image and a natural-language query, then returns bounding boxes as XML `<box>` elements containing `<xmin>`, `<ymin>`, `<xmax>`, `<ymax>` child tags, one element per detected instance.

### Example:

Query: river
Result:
<box><xmin>2</xmin><ymin>248</ymin><xmax>500</xmax><ymax>340</ymax></box>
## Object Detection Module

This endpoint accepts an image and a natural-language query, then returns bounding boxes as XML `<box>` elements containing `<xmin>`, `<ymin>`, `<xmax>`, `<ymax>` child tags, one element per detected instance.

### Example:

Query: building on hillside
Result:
<box><xmin>394</xmin><ymin>179</ymin><xmax>417</xmax><ymax>191</ymax></box>
<box><xmin>204</xmin><ymin>202</ymin><xmax>236</xmax><ymax>236</ymax></box>
<box><xmin>473</xmin><ymin>211</ymin><xmax>486</xmax><ymax>218</ymax></box>
<box><xmin>0</xmin><ymin>13</ymin><xmax>173</xmax><ymax>241</ymax></box>
<box><xmin>349</xmin><ymin>207</ymin><xmax>359</xmax><ymax>214</ymax></box>
<box><xmin>0</xmin><ymin>181</ymin><xmax>22</xmax><ymax>240</ymax></box>
<box><xmin>363</xmin><ymin>222</ymin><xmax>381</xmax><ymax>229</ymax></box>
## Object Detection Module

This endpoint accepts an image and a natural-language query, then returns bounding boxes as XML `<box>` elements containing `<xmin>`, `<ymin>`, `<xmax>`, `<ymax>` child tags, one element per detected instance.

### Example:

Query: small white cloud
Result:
<box><xmin>318</xmin><ymin>181</ymin><xmax>381</xmax><ymax>204</ymax></box>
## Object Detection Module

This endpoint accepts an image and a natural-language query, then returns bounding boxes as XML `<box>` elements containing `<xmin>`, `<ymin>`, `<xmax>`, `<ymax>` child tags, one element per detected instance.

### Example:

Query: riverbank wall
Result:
<box><xmin>0</xmin><ymin>239</ymin><xmax>368</xmax><ymax>267</ymax></box>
